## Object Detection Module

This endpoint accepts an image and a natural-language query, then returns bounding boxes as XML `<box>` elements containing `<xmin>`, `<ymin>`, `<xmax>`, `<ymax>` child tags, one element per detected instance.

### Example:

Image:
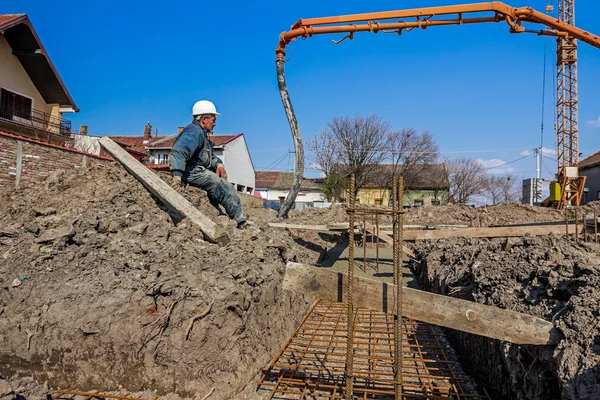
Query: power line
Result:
<box><xmin>484</xmin><ymin>155</ymin><xmax>529</xmax><ymax>170</ymax></box>
<box><xmin>259</xmin><ymin>152</ymin><xmax>289</xmax><ymax>171</ymax></box>
<box><xmin>541</xmin><ymin>157</ymin><xmax>555</xmax><ymax>177</ymax></box>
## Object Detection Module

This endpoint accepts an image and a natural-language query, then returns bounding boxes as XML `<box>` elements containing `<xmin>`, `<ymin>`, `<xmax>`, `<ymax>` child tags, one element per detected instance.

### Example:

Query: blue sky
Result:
<box><xmin>4</xmin><ymin>0</ymin><xmax>600</xmax><ymax>182</ymax></box>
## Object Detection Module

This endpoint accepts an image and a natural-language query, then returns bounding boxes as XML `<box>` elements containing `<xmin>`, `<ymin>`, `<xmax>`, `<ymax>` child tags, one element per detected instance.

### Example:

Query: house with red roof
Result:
<box><xmin>145</xmin><ymin>131</ymin><xmax>256</xmax><ymax>194</ymax></box>
<box><xmin>0</xmin><ymin>14</ymin><xmax>77</xmax><ymax>145</ymax></box>
<box><xmin>255</xmin><ymin>171</ymin><xmax>326</xmax><ymax>210</ymax></box>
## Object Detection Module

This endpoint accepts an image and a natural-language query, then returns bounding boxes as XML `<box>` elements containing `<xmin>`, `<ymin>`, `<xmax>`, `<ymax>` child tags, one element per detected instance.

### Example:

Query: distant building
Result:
<box><xmin>340</xmin><ymin>164</ymin><xmax>450</xmax><ymax>206</ymax></box>
<box><xmin>579</xmin><ymin>151</ymin><xmax>600</xmax><ymax>204</ymax></box>
<box><xmin>255</xmin><ymin>171</ymin><xmax>326</xmax><ymax>210</ymax></box>
<box><xmin>522</xmin><ymin>178</ymin><xmax>542</xmax><ymax>206</ymax></box>
<box><xmin>0</xmin><ymin>14</ymin><xmax>77</xmax><ymax>145</ymax></box>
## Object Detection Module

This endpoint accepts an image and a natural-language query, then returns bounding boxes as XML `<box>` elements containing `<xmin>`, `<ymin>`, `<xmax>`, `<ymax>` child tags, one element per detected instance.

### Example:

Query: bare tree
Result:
<box><xmin>482</xmin><ymin>175</ymin><xmax>521</xmax><ymax>205</ymax></box>
<box><xmin>307</xmin><ymin>129</ymin><xmax>344</xmax><ymax>201</ymax></box>
<box><xmin>307</xmin><ymin>129</ymin><xmax>340</xmax><ymax>177</ymax></box>
<box><xmin>482</xmin><ymin>175</ymin><xmax>505</xmax><ymax>205</ymax></box>
<box><xmin>328</xmin><ymin>114</ymin><xmax>390</xmax><ymax>195</ymax></box>
<box><xmin>446</xmin><ymin>157</ymin><xmax>487</xmax><ymax>204</ymax></box>
<box><xmin>386</xmin><ymin>128</ymin><xmax>440</xmax><ymax>187</ymax></box>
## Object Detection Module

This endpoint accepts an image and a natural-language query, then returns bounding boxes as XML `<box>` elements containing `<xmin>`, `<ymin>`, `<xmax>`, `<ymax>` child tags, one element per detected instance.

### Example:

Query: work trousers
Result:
<box><xmin>184</xmin><ymin>165</ymin><xmax>246</xmax><ymax>224</ymax></box>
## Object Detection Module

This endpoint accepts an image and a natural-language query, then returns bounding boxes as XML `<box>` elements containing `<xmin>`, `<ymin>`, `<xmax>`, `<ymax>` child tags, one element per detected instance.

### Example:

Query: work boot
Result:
<box><xmin>237</xmin><ymin>220</ymin><xmax>249</xmax><ymax>230</ymax></box>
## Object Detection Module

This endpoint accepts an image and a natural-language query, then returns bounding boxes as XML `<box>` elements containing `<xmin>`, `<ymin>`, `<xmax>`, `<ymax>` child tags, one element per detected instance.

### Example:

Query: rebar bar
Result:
<box><xmin>595</xmin><ymin>212</ymin><xmax>598</xmax><ymax>244</ymax></box>
<box><xmin>575</xmin><ymin>208</ymin><xmax>579</xmax><ymax>242</ymax></box>
<box><xmin>394</xmin><ymin>176</ymin><xmax>405</xmax><ymax>399</ymax></box>
<box><xmin>363</xmin><ymin>214</ymin><xmax>367</xmax><ymax>272</ymax></box>
<box><xmin>345</xmin><ymin>174</ymin><xmax>356</xmax><ymax>399</ymax></box>
<box><xmin>376</xmin><ymin>213</ymin><xmax>380</xmax><ymax>273</ymax></box>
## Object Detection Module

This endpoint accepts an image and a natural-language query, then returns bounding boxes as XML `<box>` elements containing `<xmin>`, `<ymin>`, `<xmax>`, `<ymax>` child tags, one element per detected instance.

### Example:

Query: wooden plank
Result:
<box><xmin>268</xmin><ymin>222</ymin><xmax>355</xmax><ymax>231</ymax></box>
<box><xmin>99</xmin><ymin>137</ymin><xmax>229</xmax><ymax>245</ymax></box>
<box><xmin>268</xmin><ymin>222</ymin><xmax>330</xmax><ymax>231</ymax></box>
<box><xmin>363</xmin><ymin>220</ymin><xmax>415</xmax><ymax>258</ymax></box>
<box><xmin>398</xmin><ymin>224</ymin><xmax>574</xmax><ymax>241</ymax></box>
<box><xmin>283</xmin><ymin>262</ymin><xmax>561</xmax><ymax>345</ymax></box>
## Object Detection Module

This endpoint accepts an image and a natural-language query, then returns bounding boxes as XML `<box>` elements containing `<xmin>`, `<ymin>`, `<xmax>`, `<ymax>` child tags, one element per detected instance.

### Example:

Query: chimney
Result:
<box><xmin>79</xmin><ymin>125</ymin><xmax>88</xmax><ymax>136</ymax></box>
<box><xmin>177</xmin><ymin>127</ymin><xmax>184</xmax><ymax>134</ymax></box>
<box><xmin>143</xmin><ymin>122</ymin><xmax>152</xmax><ymax>140</ymax></box>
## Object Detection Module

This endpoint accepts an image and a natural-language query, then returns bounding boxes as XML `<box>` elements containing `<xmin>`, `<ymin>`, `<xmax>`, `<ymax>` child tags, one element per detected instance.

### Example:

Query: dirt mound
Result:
<box><xmin>0</xmin><ymin>163</ymin><xmax>310</xmax><ymax>399</ymax></box>
<box><xmin>404</xmin><ymin>203</ymin><xmax>565</xmax><ymax>226</ymax></box>
<box><xmin>285</xmin><ymin>205</ymin><xmax>349</xmax><ymax>225</ymax></box>
<box><xmin>411</xmin><ymin>235</ymin><xmax>600</xmax><ymax>400</ymax></box>
<box><xmin>265</xmin><ymin>201</ymin><xmax>567</xmax><ymax>227</ymax></box>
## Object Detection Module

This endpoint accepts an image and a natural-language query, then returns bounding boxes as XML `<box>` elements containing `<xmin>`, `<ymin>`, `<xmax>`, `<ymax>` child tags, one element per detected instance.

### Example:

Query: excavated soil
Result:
<box><xmin>0</xmin><ymin>375</ymin><xmax>49</xmax><ymax>400</ymax></box>
<box><xmin>275</xmin><ymin>201</ymin><xmax>570</xmax><ymax>227</ymax></box>
<box><xmin>404</xmin><ymin>203</ymin><xmax>565</xmax><ymax>226</ymax></box>
<box><xmin>411</xmin><ymin>235</ymin><xmax>600</xmax><ymax>400</ymax></box>
<box><xmin>0</xmin><ymin>163</ymin><xmax>313</xmax><ymax>399</ymax></box>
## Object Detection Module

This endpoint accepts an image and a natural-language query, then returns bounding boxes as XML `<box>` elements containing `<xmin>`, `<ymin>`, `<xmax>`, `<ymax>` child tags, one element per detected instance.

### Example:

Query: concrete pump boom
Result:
<box><xmin>276</xmin><ymin>1</ymin><xmax>600</xmax><ymax>59</ymax></box>
<box><xmin>273</xmin><ymin>2</ymin><xmax>600</xmax><ymax>218</ymax></box>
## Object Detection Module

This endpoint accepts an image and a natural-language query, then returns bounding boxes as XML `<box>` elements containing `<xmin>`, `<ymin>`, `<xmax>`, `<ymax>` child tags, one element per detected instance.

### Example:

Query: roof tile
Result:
<box><xmin>0</xmin><ymin>14</ymin><xmax>26</xmax><ymax>26</ymax></box>
<box><xmin>146</xmin><ymin>133</ymin><xmax>242</xmax><ymax>149</ymax></box>
<box><xmin>255</xmin><ymin>171</ymin><xmax>323</xmax><ymax>190</ymax></box>
<box><xmin>579</xmin><ymin>150</ymin><xmax>600</xmax><ymax>170</ymax></box>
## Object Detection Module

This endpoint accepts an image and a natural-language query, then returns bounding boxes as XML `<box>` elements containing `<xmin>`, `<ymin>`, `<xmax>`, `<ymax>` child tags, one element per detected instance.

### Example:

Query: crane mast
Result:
<box><xmin>556</xmin><ymin>0</ymin><xmax>585</xmax><ymax>207</ymax></box>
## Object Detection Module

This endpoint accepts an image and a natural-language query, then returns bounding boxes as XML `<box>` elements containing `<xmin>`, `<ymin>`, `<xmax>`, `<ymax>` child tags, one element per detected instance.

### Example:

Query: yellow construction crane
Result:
<box><xmin>273</xmin><ymin>2</ymin><xmax>600</xmax><ymax>218</ymax></box>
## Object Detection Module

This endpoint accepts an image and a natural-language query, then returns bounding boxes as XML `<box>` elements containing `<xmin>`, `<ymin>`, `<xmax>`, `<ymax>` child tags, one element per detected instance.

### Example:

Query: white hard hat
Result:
<box><xmin>192</xmin><ymin>100</ymin><xmax>220</xmax><ymax>116</ymax></box>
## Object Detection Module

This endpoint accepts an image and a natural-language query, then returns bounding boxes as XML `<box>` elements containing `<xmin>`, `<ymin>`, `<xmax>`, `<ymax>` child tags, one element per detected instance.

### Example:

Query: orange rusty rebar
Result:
<box><xmin>275</xmin><ymin>2</ymin><xmax>600</xmax><ymax>59</ymax></box>
<box><xmin>257</xmin><ymin>300</ymin><xmax>490</xmax><ymax>399</ymax></box>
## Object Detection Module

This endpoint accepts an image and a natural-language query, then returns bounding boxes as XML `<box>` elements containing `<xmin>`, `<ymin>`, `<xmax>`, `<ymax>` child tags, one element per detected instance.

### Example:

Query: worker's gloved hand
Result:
<box><xmin>170</xmin><ymin>175</ymin><xmax>184</xmax><ymax>193</ymax></box>
<box><xmin>216</xmin><ymin>164</ymin><xmax>228</xmax><ymax>180</ymax></box>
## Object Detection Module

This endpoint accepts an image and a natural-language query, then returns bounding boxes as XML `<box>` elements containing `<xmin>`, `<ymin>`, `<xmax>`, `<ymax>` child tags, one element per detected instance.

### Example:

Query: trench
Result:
<box><xmin>410</xmin><ymin>256</ymin><xmax>559</xmax><ymax>400</ymax></box>
<box><xmin>408</xmin><ymin>234</ymin><xmax>600</xmax><ymax>400</ymax></box>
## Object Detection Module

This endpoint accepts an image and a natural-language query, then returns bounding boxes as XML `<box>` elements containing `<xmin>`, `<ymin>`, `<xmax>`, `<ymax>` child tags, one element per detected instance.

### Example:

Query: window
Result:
<box><xmin>237</xmin><ymin>184</ymin><xmax>244</xmax><ymax>192</ymax></box>
<box><xmin>431</xmin><ymin>200</ymin><xmax>441</xmax><ymax>206</ymax></box>
<box><xmin>374</xmin><ymin>198</ymin><xmax>383</xmax><ymax>205</ymax></box>
<box><xmin>156</xmin><ymin>153</ymin><xmax>169</xmax><ymax>164</ymax></box>
<box><xmin>413</xmin><ymin>198</ymin><xmax>424</xmax><ymax>207</ymax></box>
<box><xmin>1</xmin><ymin>89</ymin><xmax>32</xmax><ymax>120</ymax></box>
<box><xmin>246</xmin><ymin>187</ymin><xmax>253</xmax><ymax>194</ymax></box>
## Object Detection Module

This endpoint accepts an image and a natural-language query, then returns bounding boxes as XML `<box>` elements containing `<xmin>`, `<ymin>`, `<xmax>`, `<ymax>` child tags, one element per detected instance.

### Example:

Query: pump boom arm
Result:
<box><xmin>276</xmin><ymin>2</ymin><xmax>600</xmax><ymax>59</ymax></box>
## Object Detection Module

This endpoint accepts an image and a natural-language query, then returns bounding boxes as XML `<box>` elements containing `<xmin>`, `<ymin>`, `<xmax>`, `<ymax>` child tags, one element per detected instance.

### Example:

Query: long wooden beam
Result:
<box><xmin>283</xmin><ymin>262</ymin><xmax>561</xmax><ymax>345</ymax></box>
<box><xmin>363</xmin><ymin>220</ymin><xmax>415</xmax><ymax>258</ymax></box>
<box><xmin>268</xmin><ymin>222</ymin><xmax>330</xmax><ymax>231</ymax></box>
<box><xmin>268</xmin><ymin>222</ymin><xmax>354</xmax><ymax>231</ymax></box>
<box><xmin>99</xmin><ymin>137</ymin><xmax>229</xmax><ymax>245</ymax></box>
<box><xmin>398</xmin><ymin>224</ymin><xmax>574</xmax><ymax>241</ymax></box>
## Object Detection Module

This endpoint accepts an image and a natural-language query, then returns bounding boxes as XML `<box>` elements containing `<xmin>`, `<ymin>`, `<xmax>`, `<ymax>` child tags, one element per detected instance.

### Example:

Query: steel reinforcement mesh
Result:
<box><xmin>258</xmin><ymin>300</ymin><xmax>490</xmax><ymax>399</ymax></box>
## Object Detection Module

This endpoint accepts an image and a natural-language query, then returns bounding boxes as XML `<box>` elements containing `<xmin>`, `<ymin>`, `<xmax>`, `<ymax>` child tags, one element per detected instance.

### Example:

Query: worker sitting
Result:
<box><xmin>169</xmin><ymin>100</ymin><xmax>249</xmax><ymax>229</ymax></box>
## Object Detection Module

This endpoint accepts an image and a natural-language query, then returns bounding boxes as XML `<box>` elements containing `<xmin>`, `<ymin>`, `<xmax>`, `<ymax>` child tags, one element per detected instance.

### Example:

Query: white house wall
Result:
<box><xmin>258</xmin><ymin>189</ymin><xmax>325</xmax><ymax>202</ymax></box>
<box><xmin>221</xmin><ymin>136</ymin><xmax>255</xmax><ymax>193</ymax></box>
